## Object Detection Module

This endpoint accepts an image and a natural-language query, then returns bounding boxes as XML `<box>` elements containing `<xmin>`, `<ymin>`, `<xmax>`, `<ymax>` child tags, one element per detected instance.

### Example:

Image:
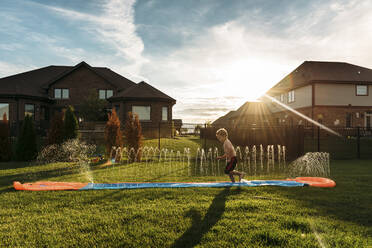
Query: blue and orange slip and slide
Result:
<box><xmin>13</xmin><ymin>177</ymin><xmax>336</xmax><ymax>191</ymax></box>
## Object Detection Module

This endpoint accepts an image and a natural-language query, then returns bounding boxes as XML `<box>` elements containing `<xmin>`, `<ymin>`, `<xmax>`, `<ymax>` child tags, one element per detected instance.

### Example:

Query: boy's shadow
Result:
<box><xmin>171</xmin><ymin>187</ymin><xmax>241</xmax><ymax>248</ymax></box>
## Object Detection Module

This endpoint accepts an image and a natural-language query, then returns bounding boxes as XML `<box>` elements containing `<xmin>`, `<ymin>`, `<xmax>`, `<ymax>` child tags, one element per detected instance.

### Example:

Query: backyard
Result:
<box><xmin>0</xmin><ymin>137</ymin><xmax>371</xmax><ymax>247</ymax></box>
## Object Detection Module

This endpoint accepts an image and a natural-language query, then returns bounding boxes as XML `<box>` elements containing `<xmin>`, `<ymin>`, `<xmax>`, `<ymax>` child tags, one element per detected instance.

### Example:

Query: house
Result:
<box><xmin>262</xmin><ymin>61</ymin><xmax>372</xmax><ymax>130</ymax></box>
<box><xmin>0</xmin><ymin>61</ymin><xmax>176</xmax><ymax>137</ymax></box>
<box><xmin>212</xmin><ymin>101</ymin><xmax>273</xmax><ymax>127</ymax></box>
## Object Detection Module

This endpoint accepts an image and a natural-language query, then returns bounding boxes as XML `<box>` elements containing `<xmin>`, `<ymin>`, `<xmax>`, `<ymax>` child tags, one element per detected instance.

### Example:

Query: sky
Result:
<box><xmin>1</xmin><ymin>0</ymin><xmax>372</xmax><ymax>123</ymax></box>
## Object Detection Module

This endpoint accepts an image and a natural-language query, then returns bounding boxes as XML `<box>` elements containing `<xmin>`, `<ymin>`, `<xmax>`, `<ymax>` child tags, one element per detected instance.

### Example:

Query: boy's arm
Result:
<box><xmin>217</xmin><ymin>154</ymin><xmax>227</xmax><ymax>160</ymax></box>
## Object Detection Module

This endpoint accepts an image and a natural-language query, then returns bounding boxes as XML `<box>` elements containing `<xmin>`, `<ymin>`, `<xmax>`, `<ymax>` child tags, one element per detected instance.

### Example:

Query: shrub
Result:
<box><xmin>0</xmin><ymin>113</ymin><xmax>12</xmax><ymax>161</ymax></box>
<box><xmin>37</xmin><ymin>139</ymin><xmax>96</xmax><ymax>163</ymax></box>
<box><xmin>63</xmin><ymin>105</ymin><xmax>78</xmax><ymax>140</ymax></box>
<box><xmin>123</xmin><ymin>112</ymin><xmax>143</xmax><ymax>161</ymax></box>
<box><xmin>104</xmin><ymin>109</ymin><xmax>123</xmax><ymax>158</ymax></box>
<box><xmin>47</xmin><ymin>112</ymin><xmax>65</xmax><ymax>145</ymax></box>
<box><xmin>16</xmin><ymin>115</ymin><xmax>37</xmax><ymax>161</ymax></box>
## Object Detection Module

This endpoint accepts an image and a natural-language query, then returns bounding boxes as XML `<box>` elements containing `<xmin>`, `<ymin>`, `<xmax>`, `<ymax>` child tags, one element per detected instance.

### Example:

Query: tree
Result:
<box><xmin>123</xmin><ymin>112</ymin><xmax>143</xmax><ymax>161</ymax></box>
<box><xmin>63</xmin><ymin>105</ymin><xmax>78</xmax><ymax>140</ymax></box>
<box><xmin>79</xmin><ymin>89</ymin><xmax>107</xmax><ymax>121</ymax></box>
<box><xmin>104</xmin><ymin>109</ymin><xmax>123</xmax><ymax>158</ymax></box>
<box><xmin>0</xmin><ymin>113</ymin><xmax>12</xmax><ymax>161</ymax></box>
<box><xmin>47</xmin><ymin>112</ymin><xmax>65</xmax><ymax>145</ymax></box>
<box><xmin>16</xmin><ymin>115</ymin><xmax>37</xmax><ymax>161</ymax></box>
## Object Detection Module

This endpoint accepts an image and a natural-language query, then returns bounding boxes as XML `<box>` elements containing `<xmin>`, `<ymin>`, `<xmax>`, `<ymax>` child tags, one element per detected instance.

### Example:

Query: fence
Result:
<box><xmin>7</xmin><ymin>120</ymin><xmax>372</xmax><ymax>160</ymax></box>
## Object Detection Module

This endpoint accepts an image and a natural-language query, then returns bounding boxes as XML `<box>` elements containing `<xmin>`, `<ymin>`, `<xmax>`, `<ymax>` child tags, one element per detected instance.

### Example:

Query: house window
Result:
<box><xmin>62</xmin><ymin>89</ymin><xmax>69</xmax><ymax>99</ymax></box>
<box><xmin>54</xmin><ymin>88</ymin><xmax>69</xmax><ymax>99</ymax></box>
<box><xmin>25</xmin><ymin>104</ymin><xmax>35</xmax><ymax>119</ymax></box>
<box><xmin>40</xmin><ymin>106</ymin><xmax>49</xmax><ymax>121</ymax></box>
<box><xmin>162</xmin><ymin>107</ymin><xmax>168</xmax><ymax>121</ymax></box>
<box><xmin>0</xmin><ymin>103</ymin><xmax>9</xmax><ymax>121</ymax></box>
<box><xmin>346</xmin><ymin>113</ymin><xmax>352</xmax><ymax>128</ymax></box>
<box><xmin>288</xmin><ymin>90</ymin><xmax>295</xmax><ymax>103</ymax></box>
<box><xmin>280</xmin><ymin>94</ymin><xmax>284</xmax><ymax>102</ymax></box>
<box><xmin>132</xmin><ymin>106</ymin><xmax>151</xmax><ymax>121</ymax></box>
<box><xmin>356</xmin><ymin>85</ymin><xmax>368</xmax><ymax>96</ymax></box>
<box><xmin>54</xmin><ymin>89</ymin><xmax>61</xmax><ymax>99</ymax></box>
<box><xmin>99</xmin><ymin>89</ymin><xmax>114</xmax><ymax>99</ymax></box>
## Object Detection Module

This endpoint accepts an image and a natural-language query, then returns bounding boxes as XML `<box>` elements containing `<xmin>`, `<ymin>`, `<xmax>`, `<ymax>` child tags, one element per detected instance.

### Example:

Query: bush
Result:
<box><xmin>0</xmin><ymin>113</ymin><xmax>12</xmax><ymax>161</ymax></box>
<box><xmin>37</xmin><ymin>139</ymin><xmax>96</xmax><ymax>163</ymax></box>
<box><xmin>16</xmin><ymin>115</ymin><xmax>38</xmax><ymax>161</ymax></box>
<box><xmin>104</xmin><ymin>109</ymin><xmax>123</xmax><ymax>158</ymax></box>
<box><xmin>123</xmin><ymin>112</ymin><xmax>143</xmax><ymax>161</ymax></box>
<box><xmin>63</xmin><ymin>105</ymin><xmax>78</xmax><ymax>140</ymax></box>
<box><xmin>47</xmin><ymin>112</ymin><xmax>65</xmax><ymax>145</ymax></box>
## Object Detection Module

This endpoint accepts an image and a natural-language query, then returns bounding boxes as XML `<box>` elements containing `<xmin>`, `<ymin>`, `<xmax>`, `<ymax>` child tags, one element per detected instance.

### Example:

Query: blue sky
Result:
<box><xmin>1</xmin><ymin>0</ymin><xmax>372</xmax><ymax>122</ymax></box>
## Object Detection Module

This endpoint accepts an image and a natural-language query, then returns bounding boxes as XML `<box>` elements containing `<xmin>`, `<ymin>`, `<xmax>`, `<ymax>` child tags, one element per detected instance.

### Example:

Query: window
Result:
<box><xmin>356</xmin><ymin>85</ymin><xmax>368</xmax><ymax>96</ymax></box>
<box><xmin>288</xmin><ymin>90</ymin><xmax>295</xmax><ymax>103</ymax></box>
<box><xmin>280</xmin><ymin>94</ymin><xmax>284</xmax><ymax>102</ymax></box>
<box><xmin>54</xmin><ymin>89</ymin><xmax>61</xmax><ymax>99</ymax></box>
<box><xmin>62</xmin><ymin>89</ymin><xmax>69</xmax><ymax>99</ymax></box>
<box><xmin>54</xmin><ymin>88</ymin><xmax>69</xmax><ymax>99</ymax></box>
<box><xmin>99</xmin><ymin>89</ymin><xmax>113</xmax><ymax>99</ymax></box>
<box><xmin>162</xmin><ymin>107</ymin><xmax>168</xmax><ymax>121</ymax></box>
<box><xmin>0</xmin><ymin>103</ymin><xmax>9</xmax><ymax>121</ymax></box>
<box><xmin>132</xmin><ymin>106</ymin><xmax>151</xmax><ymax>121</ymax></box>
<box><xmin>25</xmin><ymin>104</ymin><xmax>35</xmax><ymax>119</ymax></box>
<box><xmin>40</xmin><ymin>106</ymin><xmax>49</xmax><ymax>121</ymax></box>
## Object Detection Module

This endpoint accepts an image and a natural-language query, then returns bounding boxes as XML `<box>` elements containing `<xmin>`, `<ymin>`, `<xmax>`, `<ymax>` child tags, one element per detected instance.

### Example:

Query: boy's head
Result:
<box><xmin>216</xmin><ymin>128</ymin><xmax>228</xmax><ymax>142</ymax></box>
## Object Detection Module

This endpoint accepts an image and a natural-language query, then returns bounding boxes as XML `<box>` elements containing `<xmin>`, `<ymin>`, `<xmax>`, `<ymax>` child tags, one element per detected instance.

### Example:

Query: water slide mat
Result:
<box><xmin>13</xmin><ymin>177</ymin><xmax>335</xmax><ymax>191</ymax></box>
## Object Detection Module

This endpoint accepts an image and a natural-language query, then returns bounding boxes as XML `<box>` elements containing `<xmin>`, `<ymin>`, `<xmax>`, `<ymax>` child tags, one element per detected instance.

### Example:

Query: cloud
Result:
<box><xmin>0</xmin><ymin>61</ymin><xmax>35</xmax><ymax>78</ymax></box>
<box><xmin>43</xmin><ymin>0</ymin><xmax>148</xmax><ymax>77</ymax></box>
<box><xmin>141</xmin><ymin>0</ymin><xmax>372</xmax><ymax>122</ymax></box>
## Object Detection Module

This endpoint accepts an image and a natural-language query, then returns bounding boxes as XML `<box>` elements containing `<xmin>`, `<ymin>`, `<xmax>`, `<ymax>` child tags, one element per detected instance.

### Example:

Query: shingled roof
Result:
<box><xmin>110</xmin><ymin>81</ymin><xmax>176</xmax><ymax>103</ymax></box>
<box><xmin>0</xmin><ymin>61</ymin><xmax>137</xmax><ymax>99</ymax></box>
<box><xmin>267</xmin><ymin>61</ymin><xmax>372</xmax><ymax>94</ymax></box>
<box><xmin>229</xmin><ymin>101</ymin><xmax>271</xmax><ymax>119</ymax></box>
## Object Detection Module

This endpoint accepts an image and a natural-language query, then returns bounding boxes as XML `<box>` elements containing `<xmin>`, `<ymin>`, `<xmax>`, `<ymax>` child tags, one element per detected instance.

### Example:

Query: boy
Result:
<box><xmin>216</xmin><ymin>128</ymin><xmax>245</xmax><ymax>183</ymax></box>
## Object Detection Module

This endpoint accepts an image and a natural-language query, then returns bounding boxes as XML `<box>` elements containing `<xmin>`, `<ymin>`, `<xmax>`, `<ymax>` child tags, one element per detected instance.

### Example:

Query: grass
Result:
<box><xmin>0</xmin><ymin>137</ymin><xmax>371</xmax><ymax>247</ymax></box>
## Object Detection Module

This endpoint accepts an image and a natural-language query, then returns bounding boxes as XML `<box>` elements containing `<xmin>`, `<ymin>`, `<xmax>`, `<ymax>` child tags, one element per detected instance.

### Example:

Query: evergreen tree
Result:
<box><xmin>123</xmin><ymin>112</ymin><xmax>143</xmax><ymax>161</ymax></box>
<box><xmin>47</xmin><ymin>112</ymin><xmax>65</xmax><ymax>145</ymax></box>
<box><xmin>16</xmin><ymin>115</ymin><xmax>37</xmax><ymax>161</ymax></box>
<box><xmin>104</xmin><ymin>109</ymin><xmax>123</xmax><ymax>158</ymax></box>
<box><xmin>63</xmin><ymin>105</ymin><xmax>78</xmax><ymax>140</ymax></box>
<box><xmin>0</xmin><ymin>113</ymin><xmax>12</xmax><ymax>161</ymax></box>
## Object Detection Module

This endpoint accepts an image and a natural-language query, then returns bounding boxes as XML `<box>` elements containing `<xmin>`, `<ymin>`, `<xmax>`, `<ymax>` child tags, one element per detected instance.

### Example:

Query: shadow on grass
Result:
<box><xmin>171</xmin><ymin>187</ymin><xmax>241</xmax><ymax>248</ymax></box>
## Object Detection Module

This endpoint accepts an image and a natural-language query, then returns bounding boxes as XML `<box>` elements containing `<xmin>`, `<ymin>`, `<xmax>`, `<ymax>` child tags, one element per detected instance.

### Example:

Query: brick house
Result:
<box><xmin>0</xmin><ymin>61</ymin><xmax>176</xmax><ymax>137</ymax></box>
<box><xmin>262</xmin><ymin>61</ymin><xmax>372</xmax><ymax>130</ymax></box>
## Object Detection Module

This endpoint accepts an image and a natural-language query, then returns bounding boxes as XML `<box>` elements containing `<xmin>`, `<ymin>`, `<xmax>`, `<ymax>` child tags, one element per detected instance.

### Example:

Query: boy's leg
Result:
<box><xmin>228</xmin><ymin>172</ymin><xmax>235</xmax><ymax>183</ymax></box>
<box><xmin>231</xmin><ymin>170</ymin><xmax>245</xmax><ymax>182</ymax></box>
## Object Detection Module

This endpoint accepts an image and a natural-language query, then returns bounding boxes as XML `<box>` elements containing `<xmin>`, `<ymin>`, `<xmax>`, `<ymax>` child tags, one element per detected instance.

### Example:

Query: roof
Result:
<box><xmin>267</xmin><ymin>61</ymin><xmax>372</xmax><ymax>94</ymax></box>
<box><xmin>212</xmin><ymin>110</ymin><xmax>236</xmax><ymax>125</ymax></box>
<box><xmin>229</xmin><ymin>101</ymin><xmax>272</xmax><ymax>119</ymax></box>
<box><xmin>110</xmin><ymin>81</ymin><xmax>176</xmax><ymax>103</ymax></box>
<box><xmin>0</xmin><ymin>61</ymin><xmax>137</xmax><ymax>99</ymax></box>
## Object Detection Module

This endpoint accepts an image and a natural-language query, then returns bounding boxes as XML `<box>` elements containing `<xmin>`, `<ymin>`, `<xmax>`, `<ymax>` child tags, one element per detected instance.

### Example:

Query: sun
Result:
<box><xmin>220</xmin><ymin>59</ymin><xmax>277</xmax><ymax>101</ymax></box>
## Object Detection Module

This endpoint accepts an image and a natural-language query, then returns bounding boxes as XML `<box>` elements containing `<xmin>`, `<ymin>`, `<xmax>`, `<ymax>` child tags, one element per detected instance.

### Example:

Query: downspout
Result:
<box><xmin>311</xmin><ymin>83</ymin><xmax>315</xmax><ymax>122</ymax></box>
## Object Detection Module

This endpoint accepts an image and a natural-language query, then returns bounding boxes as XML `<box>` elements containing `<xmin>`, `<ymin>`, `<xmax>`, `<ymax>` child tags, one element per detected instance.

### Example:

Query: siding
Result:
<box><xmin>315</xmin><ymin>83</ymin><xmax>372</xmax><ymax>106</ymax></box>
<box><xmin>264</xmin><ymin>85</ymin><xmax>312</xmax><ymax>113</ymax></box>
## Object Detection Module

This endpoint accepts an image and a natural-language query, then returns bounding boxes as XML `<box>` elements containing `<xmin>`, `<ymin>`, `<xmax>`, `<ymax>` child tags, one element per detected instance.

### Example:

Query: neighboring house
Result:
<box><xmin>0</xmin><ymin>61</ymin><xmax>176</xmax><ymax>137</ymax></box>
<box><xmin>212</xmin><ymin>110</ymin><xmax>236</xmax><ymax>126</ymax></box>
<box><xmin>213</xmin><ymin>102</ymin><xmax>273</xmax><ymax>127</ymax></box>
<box><xmin>262</xmin><ymin>61</ymin><xmax>372</xmax><ymax>130</ymax></box>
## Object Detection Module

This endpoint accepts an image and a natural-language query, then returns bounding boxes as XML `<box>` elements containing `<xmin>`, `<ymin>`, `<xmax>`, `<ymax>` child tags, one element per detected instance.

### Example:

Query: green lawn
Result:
<box><xmin>0</xmin><ymin>141</ymin><xmax>371</xmax><ymax>247</ymax></box>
